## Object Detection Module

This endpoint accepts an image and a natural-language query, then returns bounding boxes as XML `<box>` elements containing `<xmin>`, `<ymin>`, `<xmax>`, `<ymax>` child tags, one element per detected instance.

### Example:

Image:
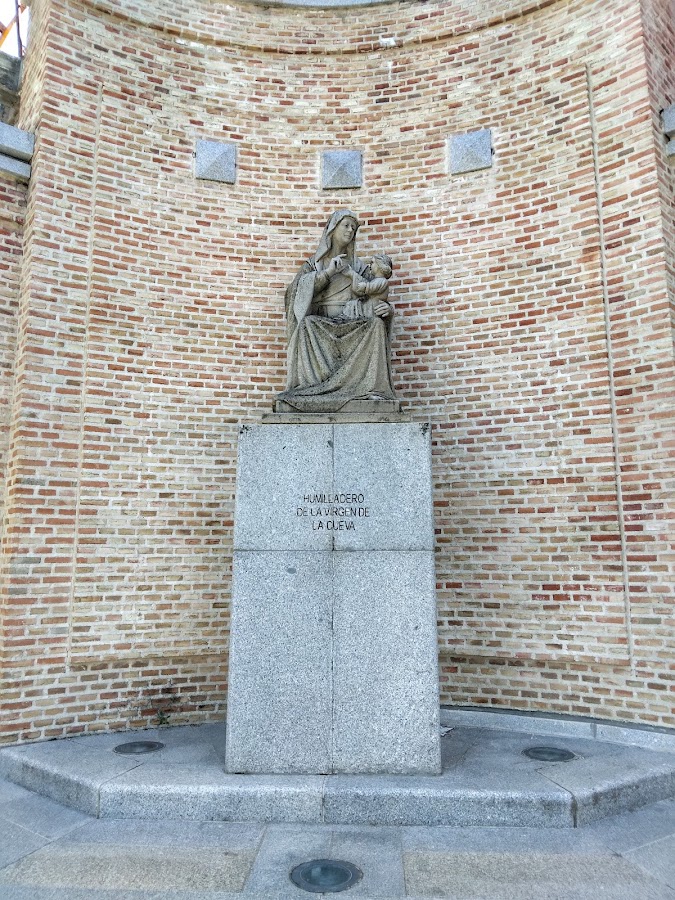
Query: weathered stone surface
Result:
<box><xmin>332</xmin><ymin>422</ymin><xmax>434</xmax><ymax>551</ymax></box>
<box><xmin>0</xmin><ymin>843</ymin><xmax>255</xmax><ymax>891</ymax></box>
<box><xmin>332</xmin><ymin>551</ymin><xmax>440</xmax><ymax>773</ymax></box>
<box><xmin>277</xmin><ymin>211</ymin><xmax>397</xmax><ymax>413</ymax></box>
<box><xmin>274</xmin><ymin>399</ymin><xmax>402</xmax><ymax>416</ymax></box>
<box><xmin>321</xmin><ymin>150</ymin><xmax>362</xmax><ymax>189</ymax></box>
<box><xmin>662</xmin><ymin>105</ymin><xmax>675</xmax><ymax>138</ymax></box>
<box><xmin>0</xmin><ymin>121</ymin><xmax>34</xmax><ymax>161</ymax></box>
<box><xmin>194</xmin><ymin>139</ymin><xmax>236</xmax><ymax>183</ymax></box>
<box><xmin>227</xmin><ymin>422</ymin><xmax>440</xmax><ymax>774</ymax></box>
<box><xmin>225</xmin><ymin>551</ymin><xmax>333</xmax><ymax>774</ymax></box>
<box><xmin>264</xmin><ymin>410</ymin><xmax>410</xmax><ymax>425</ymax></box>
<box><xmin>448</xmin><ymin>129</ymin><xmax>493</xmax><ymax>174</ymax></box>
<box><xmin>233</xmin><ymin>423</ymin><xmax>333</xmax><ymax>551</ymax></box>
<box><xmin>0</xmin><ymin>151</ymin><xmax>30</xmax><ymax>182</ymax></box>
<box><xmin>266</xmin><ymin>0</ymin><xmax>394</xmax><ymax>6</ymax></box>
<box><xmin>235</xmin><ymin>422</ymin><xmax>433</xmax><ymax>553</ymax></box>
<box><xmin>0</xmin><ymin>54</ymin><xmax>20</xmax><ymax>100</ymax></box>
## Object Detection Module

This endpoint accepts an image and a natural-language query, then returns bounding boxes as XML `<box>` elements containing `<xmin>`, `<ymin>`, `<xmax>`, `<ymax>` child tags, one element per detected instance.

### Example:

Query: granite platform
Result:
<box><xmin>1</xmin><ymin>712</ymin><xmax>674</xmax><ymax>829</ymax></box>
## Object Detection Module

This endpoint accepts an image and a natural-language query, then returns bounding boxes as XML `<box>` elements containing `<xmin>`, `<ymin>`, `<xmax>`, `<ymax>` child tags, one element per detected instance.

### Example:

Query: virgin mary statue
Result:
<box><xmin>276</xmin><ymin>210</ymin><xmax>399</xmax><ymax>414</ymax></box>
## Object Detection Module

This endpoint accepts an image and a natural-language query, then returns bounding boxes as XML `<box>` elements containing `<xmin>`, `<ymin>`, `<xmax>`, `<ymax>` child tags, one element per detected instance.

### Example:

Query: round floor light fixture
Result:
<box><xmin>113</xmin><ymin>740</ymin><xmax>165</xmax><ymax>755</ymax></box>
<box><xmin>290</xmin><ymin>859</ymin><xmax>363</xmax><ymax>893</ymax></box>
<box><xmin>523</xmin><ymin>746</ymin><xmax>576</xmax><ymax>762</ymax></box>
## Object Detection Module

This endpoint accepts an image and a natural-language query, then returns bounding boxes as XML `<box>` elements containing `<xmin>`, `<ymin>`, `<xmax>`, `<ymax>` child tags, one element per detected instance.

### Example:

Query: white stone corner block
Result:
<box><xmin>321</xmin><ymin>149</ymin><xmax>362</xmax><ymax>190</ymax></box>
<box><xmin>0</xmin><ymin>152</ymin><xmax>30</xmax><ymax>182</ymax></box>
<box><xmin>0</xmin><ymin>121</ymin><xmax>34</xmax><ymax>162</ymax></box>
<box><xmin>195</xmin><ymin>139</ymin><xmax>236</xmax><ymax>184</ymax></box>
<box><xmin>661</xmin><ymin>105</ymin><xmax>675</xmax><ymax>139</ymax></box>
<box><xmin>666</xmin><ymin>139</ymin><xmax>675</xmax><ymax>158</ymax></box>
<box><xmin>448</xmin><ymin>129</ymin><xmax>493</xmax><ymax>175</ymax></box>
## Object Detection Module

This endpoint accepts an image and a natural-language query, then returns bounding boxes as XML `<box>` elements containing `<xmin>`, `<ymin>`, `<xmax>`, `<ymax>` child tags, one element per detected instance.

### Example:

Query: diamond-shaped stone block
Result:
<box><xmin>667</xmin><ymin>139</ymin><xmax>675</xmax><ymax>159</ymax></box>
<box><xmin>195</xmin><ymin>140</ymin><xmax>236</xmax><ymax>184</ymax></box>
<box><xmin>449</xmin><ymin>129</ymin><xmax>493</xmax><ymax>175</ymax></box>
<box><xmin>321</xmin><ymin>150</ymin><xmax>362</xmax><ymax>190</ymax></box>
<box><xmin>662</xmin><ymin>105</ymin><xmax>675</xmax><ymax>139</ymax></box>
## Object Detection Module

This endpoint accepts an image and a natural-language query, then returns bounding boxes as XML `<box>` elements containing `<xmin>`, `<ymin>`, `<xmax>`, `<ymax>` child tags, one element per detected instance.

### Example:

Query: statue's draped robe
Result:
<box><xmin>278</xmin><ymin>257</ymin><xmax>396</xmax><ymax>413</ymax></box>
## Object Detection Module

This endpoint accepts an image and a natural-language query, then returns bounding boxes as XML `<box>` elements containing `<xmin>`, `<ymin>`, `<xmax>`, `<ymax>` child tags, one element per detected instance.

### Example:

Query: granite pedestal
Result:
<box><xmin>225</xmin><ymin>422</ymin><xmax>440</xmax><ymax>776</ymax></box>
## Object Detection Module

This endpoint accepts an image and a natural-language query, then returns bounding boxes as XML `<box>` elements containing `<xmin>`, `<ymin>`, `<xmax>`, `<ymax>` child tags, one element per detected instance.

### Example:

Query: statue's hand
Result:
<box><xmin>374</xmin><ymin>302</ymin><xmax>391</xmax><ymax>318</ymax></box>
<box><xmin>326</xmin><ymin>254</ymin><xmax>347</xmax><ymax>277</ymax></box>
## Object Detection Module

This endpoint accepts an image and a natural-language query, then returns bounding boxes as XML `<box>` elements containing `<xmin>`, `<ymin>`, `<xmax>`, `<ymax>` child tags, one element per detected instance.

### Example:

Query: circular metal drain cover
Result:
<box><xmin>290</xmin><ymin>859</ymin><xmax>363</xmax><ymax>893</ymax></box>
<box><xmin>523</xmin><ymin>746</ymin><xmax>576</xmax><ymax>762</ymax></box>
<box><xmin>113</xmin><ymin>741</ymin><xmax>165</xmax><ymax>755</ymax></box>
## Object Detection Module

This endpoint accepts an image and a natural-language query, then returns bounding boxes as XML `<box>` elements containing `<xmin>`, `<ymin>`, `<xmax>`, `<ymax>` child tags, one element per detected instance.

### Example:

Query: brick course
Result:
<box><xmin>1</xmin><ymin>0</ymin><xmax>673</xmax><ymax>743</ymax></box>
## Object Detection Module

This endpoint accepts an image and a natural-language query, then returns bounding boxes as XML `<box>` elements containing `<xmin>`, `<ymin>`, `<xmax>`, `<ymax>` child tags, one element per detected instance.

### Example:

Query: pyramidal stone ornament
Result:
<box><xmin>321</xmin><ymin>150</ymin><xmax>363</xmax><ymax>190</ymax></box>
<box><xmin>195</xmin><ymin>139</ymin><xmax>236</xmax><ymax>184</ymax></box>
<box><xmin>448</xmin><ymin>129</ymin><xmax>493</xmax><ymax>175</ymax></box>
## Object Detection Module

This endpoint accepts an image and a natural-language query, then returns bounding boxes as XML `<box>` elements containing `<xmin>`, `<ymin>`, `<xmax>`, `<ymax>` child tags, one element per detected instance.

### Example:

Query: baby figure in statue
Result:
<box><xmin>342</xmin><ymin>254</ymin><xmax>394</xmax><ymax>321</ymax></box>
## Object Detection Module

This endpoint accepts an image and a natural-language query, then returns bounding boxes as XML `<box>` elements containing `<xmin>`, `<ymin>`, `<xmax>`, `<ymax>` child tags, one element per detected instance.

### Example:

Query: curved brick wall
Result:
<box><xmin>1</xmin><ymin>0</ymin><xmax>673</xmax><ymax>742</ymax></box>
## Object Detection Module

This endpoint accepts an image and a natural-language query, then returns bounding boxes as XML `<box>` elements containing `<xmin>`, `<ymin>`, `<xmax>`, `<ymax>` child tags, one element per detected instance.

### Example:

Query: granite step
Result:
<box><xmin>0</xmin><ymin>717</ymin><xmax>673</xmax><ymax>828</ymax></box>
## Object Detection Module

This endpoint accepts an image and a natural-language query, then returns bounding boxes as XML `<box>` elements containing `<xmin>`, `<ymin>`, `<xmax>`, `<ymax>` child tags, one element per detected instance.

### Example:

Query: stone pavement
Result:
<box><xmin>0</xmin><ymin>715</ymin><xmax>674</xmax><ymax>898</ymax></box>
<box><xmin>0</xmin><ymin>774</ymin><xmax>673</xmax><ymax>899</ymax></box>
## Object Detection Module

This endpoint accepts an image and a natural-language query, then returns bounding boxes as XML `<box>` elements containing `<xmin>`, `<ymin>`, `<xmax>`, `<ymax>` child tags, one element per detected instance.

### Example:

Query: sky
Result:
<box><xmin>0</xmin><ymin>1</ymin><xmax>29</xmax><ymax>57</ymax></box>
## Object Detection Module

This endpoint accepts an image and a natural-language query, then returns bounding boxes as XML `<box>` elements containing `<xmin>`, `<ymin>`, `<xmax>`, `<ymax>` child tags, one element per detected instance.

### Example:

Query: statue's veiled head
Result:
<box><xmin>315</xmin><ymin>209</ymin><xmax>361</xmax><ymax>262</ymax></box>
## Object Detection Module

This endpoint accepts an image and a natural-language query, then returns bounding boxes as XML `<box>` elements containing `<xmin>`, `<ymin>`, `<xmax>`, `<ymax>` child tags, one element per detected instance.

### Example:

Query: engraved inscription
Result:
<box><xmin>296</xmin><ymin>492</ymin><xmax>370</xmax><ymax>531</ymax></box>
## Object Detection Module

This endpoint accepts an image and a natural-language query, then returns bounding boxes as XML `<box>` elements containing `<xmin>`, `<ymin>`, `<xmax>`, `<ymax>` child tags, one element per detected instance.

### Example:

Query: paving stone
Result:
<box><xmin>540</xmin><ymin>752</ymin><xmax>675</xmax><ymax>825</ymax></box>
<box><xmin>0</xmin><ymin>779</ymin><xmax>36</xmax><ymax>804</ymax></box>
<box><xmin>10</xmin><ymin>889</ymin><xmax>274</xmax><ymax>900</ymax></box>
<box><xmin>584</xmin><ymin>798</ymin><xmax>675</xmax><ymax>852</ymax></box>
<box><xmin>0</xmin><ymin>744</ymin><xmax>143</xmax><ymax>816</ymax></box>
<box><xmin>61</xmin><ymin>817</ymin><xmax>264</xmax><ymax>849</ymax></box>
<box><xmin>402</xmin><ymin>824</ymin><xmax>607</xmax><ymax>854</ymax></box>
<box><xmin>321</xmin><ymin>149</ymin><xmax>362</xmax><ymax>189</ymax></box>
<box><xmin>595</xmin><ymin>723</ymin><xmax>675</xmax><ymax>753</ymax></box>
<box><xmin>328</xmin><ymin>825</ymin><xmax>405</xmax><ymax>896</ymax></box>
<box><xmin>624</xmin><ymin>834</ymin><xmax>675</xmax><ymax>889</ymax></box>
<box><xmin>0</xmin><ymin>843</ymin><xmax>255</xmax><ymax>892</ymax></box>
<box><xmin>0</xmin><ymin>792</ymin><xmax>91</xmax><ymax>839</ymax></box>
<box><xmin>323</xmin><ymin>772</ymin><xmax>573</xmax><ymax>827</ymax></box>
<box><xmin>0</xmin><ymin>888</ymin><xmax>249</xmax><ymax>900</ymax></box>
<box><xmin>243</xmin><ymin>823</ymin><xmax>333</xmax><ymax>896</ymax></box>
<box><xmin>195</xmin><ymin>139</ymin><xmax>236</xmax><ymax>183</ymax></box>
<box><xmin>403</xmin><ymin>848</ymin><xmax>675</xmax><ymax>899</ymax></box>
<box><xmin>0</xmin><ymin>817</ymin><xmax>49</xmax><ymax>869</ymax></box>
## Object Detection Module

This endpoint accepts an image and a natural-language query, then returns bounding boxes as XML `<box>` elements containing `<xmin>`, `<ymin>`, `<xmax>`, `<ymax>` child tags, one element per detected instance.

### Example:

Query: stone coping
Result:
<box><xmin>0</xmin><ymin>722</ymin><xmax>673</xmax><ymax>828</ymax></box>
<box><xmin>441</xmin><ymin>707</ymin><xmax>675</xmax><ymax>754</ymax></box>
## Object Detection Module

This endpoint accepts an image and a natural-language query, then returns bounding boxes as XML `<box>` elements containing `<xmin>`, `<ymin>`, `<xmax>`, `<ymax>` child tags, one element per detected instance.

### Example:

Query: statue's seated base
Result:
<box><xmin>270</xmin><ymin>398</ymin><xmax>406</xmax><ymax>424</ymax></box>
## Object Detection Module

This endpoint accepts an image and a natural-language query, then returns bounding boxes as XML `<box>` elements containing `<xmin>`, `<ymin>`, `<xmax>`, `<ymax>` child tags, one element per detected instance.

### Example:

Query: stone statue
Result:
<box><xmin>276</xmin><ymin>210</ymin><xmax>399</xmax><ymax>413</ymax></box>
